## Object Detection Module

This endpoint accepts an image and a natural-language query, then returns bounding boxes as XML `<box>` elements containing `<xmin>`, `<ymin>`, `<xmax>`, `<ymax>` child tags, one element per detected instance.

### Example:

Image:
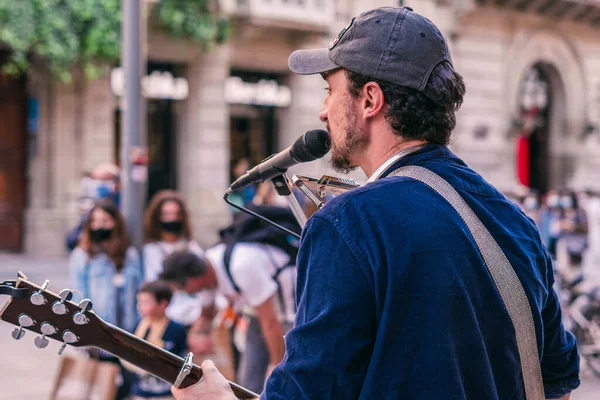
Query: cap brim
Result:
<box><xmin>288</xmin><ymin>48</ymin><xmax>339</xmax><ymax>75</ymax></box>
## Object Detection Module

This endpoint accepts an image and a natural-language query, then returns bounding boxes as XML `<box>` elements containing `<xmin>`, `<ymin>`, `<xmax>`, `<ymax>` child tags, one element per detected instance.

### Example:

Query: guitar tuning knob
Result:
<box><xmin>52</xmin><ymin>289</ymin><xmax>73</xmax><ymax>315</ymax></box>
<box><xmin>12</xmin><ymin>327</ymin><xmax>26</xmax><ymax>340</ymax></box>
<box><xmin>34</xmin><ymin>322</ymin><xmax>58</xmax><ymax>349</ymax></box>
<box><xmin>73</xmin><ymin>299</ymin><xmax>93</xmax><ymax>325</ymax></box>
<box><xmin>11</xmin><ymin>314</ymin><xmax>36</xmax><ymax>340</ymax></box>
<box><xmin>30</xmin><ymin>280</ymin><xmax>50</xmax><ymax>306</ymax></box>
<box><xmin>58</xmin><ymin>330</ymin><xmax>79</xmax><ymax>356</ymax></box>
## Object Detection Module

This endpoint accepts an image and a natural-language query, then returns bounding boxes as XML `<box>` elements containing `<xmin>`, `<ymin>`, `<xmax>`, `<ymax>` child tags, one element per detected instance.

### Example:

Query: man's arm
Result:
<box><xmin>171</xmin><ymin>215</ymin><xmax>375</xmax><ymax>400</ymax></box>
<box><xmin>254</xmin><ymin>296</ymin><xmax>285</xmax><ymax>370</ymax></box>
<box><xmin>262</xmin><ymin>215</ymin><xmax>376</xmax><ymax>399</ymax></box>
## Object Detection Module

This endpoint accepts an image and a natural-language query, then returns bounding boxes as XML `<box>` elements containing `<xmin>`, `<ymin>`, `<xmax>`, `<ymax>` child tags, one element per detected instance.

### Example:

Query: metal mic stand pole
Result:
<box><xmin>271</xmin><ymin>174</ymin><xmax>308</xmax><ymax>229</ymax></box>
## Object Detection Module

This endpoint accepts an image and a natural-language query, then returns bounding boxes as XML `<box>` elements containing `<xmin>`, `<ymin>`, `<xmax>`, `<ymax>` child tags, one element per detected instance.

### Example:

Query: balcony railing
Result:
<box><xmin>221</xmin><ymin>0</ymin><xmax>334</xmax><ymax>31</ymax></box>
<box><xmin>474</xmin><ymin>0</ymin><xmax>600</xmax><ymax>27</ymax></box>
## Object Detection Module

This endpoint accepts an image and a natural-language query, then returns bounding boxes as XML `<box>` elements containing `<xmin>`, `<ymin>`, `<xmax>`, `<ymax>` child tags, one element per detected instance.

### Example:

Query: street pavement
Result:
<box><xmin>1</xmin><ymin>253</ymin><xmax>600</xmax><ymax>399</ymax></box>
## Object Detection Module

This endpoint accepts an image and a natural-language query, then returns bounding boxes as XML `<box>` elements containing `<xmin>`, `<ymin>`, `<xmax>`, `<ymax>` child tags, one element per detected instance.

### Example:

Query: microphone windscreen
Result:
<box><xmin>292</xmin><ymin>129</ymin><xmax>331</xmax><ymax>162</ymax></box>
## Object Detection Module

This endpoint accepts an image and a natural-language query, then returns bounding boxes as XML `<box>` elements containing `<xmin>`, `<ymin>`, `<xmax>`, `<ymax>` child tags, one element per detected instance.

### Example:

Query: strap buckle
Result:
<box><xmin>0</xmin><ymin>281</ymin><xmax>28</xmax><ymax>299</ymax></box>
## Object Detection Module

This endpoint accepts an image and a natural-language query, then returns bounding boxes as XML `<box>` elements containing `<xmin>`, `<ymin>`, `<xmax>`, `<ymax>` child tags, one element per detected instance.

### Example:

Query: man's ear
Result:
<box><xmin>361</xmin><ymin>82</ymin><xmax>385</xmax><ymax>120</ymax></box>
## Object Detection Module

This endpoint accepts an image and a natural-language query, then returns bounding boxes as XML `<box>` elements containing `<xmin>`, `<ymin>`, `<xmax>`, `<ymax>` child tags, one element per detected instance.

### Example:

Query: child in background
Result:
<box><xmin>128</xmin><ymin>281</ymin><xmax>188</xmax><ymax>400</ymax></box>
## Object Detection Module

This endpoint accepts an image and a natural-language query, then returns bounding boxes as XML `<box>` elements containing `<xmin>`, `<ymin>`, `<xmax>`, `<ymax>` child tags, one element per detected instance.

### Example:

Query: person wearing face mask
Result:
<box><xmin>555</xmin><ymin>191</ymin><xmax>588</xmax><ymax>279</ymax></box>
<box><xmin>521</xmin><ymin>190</ymin><xmax>541</xmax><ymax>226</ymax></box>
<box><xmin>538</xmin><ymin>189</ymin><xmax>563</xmax><ymax>259</ymax></box>
<box><xmin>68</xmin><ymin>199</ymin><xmax>142</xmax><ymax>400</ymax></box>
<box><xmin>65</xmin><ymin>163</ymin><xmax>122</xmax><ymax>251</ymax></box>
<box><xmin>142</xmin><ymin>190</ymin><xmax>209</xmax><ymax>328</ymax></box>
<box><xmin>69</xmin><ymin>199</ymin><xmax>142</xmax><ymax>331</ymax></box>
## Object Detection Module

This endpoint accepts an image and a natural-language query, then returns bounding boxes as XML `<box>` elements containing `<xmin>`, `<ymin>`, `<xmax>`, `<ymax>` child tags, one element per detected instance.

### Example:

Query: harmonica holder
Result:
<box><xmin>291</xmin><ymin>174</ymin><xmax>360</xmax><ymax>209</ymax></box>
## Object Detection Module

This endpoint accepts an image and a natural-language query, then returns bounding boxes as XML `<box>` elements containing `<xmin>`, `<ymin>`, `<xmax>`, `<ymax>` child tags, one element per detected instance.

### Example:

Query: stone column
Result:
<box><xmin>179</xmin><ymin>45</ymin><xmax>232</xmax><ymax>248</ymax></box>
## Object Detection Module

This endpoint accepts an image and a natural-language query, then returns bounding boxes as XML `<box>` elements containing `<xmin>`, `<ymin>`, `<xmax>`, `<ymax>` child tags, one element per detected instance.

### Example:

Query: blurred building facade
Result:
<box><xmin>1</xmin><ymin>0</ymin><xmax>599</xmax><ymax>255</ymax></box>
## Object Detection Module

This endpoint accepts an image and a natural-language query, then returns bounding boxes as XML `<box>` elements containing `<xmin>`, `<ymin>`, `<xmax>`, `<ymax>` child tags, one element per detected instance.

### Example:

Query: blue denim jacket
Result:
<box><xmin>69</xmin><ymin>247</ymin><xmax>142</xmax><ymax>332</ymax></box>
<box><xmin>263</xmin><ymin>144</ymin><xmax>579</xmax><ymax>400</ymax></box>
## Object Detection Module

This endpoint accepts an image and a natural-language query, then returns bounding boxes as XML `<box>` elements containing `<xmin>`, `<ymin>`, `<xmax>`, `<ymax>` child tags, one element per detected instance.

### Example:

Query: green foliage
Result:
<box><xmin>155</xmin><ymin>0</ymin><xmax>230</xmax><ymax>47</ymax></box>
<box><xmin>0</xmin><ymin>0</ymin><xmax>229</xmax><ymax>81</ymax></box>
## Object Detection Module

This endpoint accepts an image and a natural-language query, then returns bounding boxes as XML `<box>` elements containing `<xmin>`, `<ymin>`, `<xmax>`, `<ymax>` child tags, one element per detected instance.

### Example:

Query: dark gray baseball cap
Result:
<box><xmin>288</xmin><ymin>6</ymin><xmax>453</xmax><ymax>104</ymax></box>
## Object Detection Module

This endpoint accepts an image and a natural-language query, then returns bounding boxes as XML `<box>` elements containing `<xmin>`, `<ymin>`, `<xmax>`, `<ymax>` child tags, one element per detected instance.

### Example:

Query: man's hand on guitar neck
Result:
<box><xmin>172</xmin><ymin>359</ymin><xmax>253</xmax><ymax>400</ymax></box>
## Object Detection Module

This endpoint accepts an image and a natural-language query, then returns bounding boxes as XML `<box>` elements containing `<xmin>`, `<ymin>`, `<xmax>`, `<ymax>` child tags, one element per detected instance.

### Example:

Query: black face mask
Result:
<box><xmin>161</xmin><ymin>220</ymin><xmax>183</xmax><ymax>234</ymax></box>
<box><xmin>90</xmin><ymin>228</ymin><xmax>113</xmax><ymax>242</ymax></box>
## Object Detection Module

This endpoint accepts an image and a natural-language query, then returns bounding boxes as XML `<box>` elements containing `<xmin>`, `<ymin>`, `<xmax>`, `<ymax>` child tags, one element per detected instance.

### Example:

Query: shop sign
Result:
<box><xmin>225</xmin><ymin>76</ymin><xmax>291</xmax><ymax>107</ymax></box>
<box><xmin>110</xmin><ymin>68</ymin><xmax>189</xmax><ymax>100</ymax></box>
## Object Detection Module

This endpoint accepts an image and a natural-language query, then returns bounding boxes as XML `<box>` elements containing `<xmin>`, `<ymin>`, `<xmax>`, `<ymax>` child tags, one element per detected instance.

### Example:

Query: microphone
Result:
<box><xmin>227</xmin><ymin>129</ymin><xmax>331</xmax><ymax>193</ymax></box>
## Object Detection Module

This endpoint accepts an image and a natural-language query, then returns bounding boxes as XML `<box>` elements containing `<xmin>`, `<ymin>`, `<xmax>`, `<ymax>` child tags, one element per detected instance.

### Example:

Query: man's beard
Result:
<box><xmin>328</xmin><ymin>109</ymin><xmax>369</xmax><ymax>174</ymax></box>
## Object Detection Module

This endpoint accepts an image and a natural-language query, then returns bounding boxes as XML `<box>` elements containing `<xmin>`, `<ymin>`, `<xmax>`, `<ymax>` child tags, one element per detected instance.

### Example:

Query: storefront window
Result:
<box><xmin>114</xmin><ymin>62</ymin><xmax>186</xmax><ymax>203</ymax></box>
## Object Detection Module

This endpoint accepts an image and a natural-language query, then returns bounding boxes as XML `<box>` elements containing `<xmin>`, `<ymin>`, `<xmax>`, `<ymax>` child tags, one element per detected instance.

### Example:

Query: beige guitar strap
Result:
<box><xmin>389</xmin><ymin>165</ymin><xmax>545</xmax><ymax>400</ymax></box>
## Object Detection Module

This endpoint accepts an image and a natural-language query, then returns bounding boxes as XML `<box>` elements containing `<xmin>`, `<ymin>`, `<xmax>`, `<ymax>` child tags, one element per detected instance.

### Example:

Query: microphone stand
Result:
<box><xmin>223</xmin><ymin>173</ymin><xmax>306</xmax><ymax>239</ymax></box>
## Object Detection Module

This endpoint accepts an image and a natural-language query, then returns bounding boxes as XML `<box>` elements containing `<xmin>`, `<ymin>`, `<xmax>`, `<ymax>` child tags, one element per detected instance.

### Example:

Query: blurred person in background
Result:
<box><xmin>65</xmin><ymin>163</ymin><xmax>121</xmax><ymax>251</ymax></box>
<box><xmin>522</xmin><ymin>189</ymin><xmax>541</xmax><ymax>226</ymax></box>
<box><xmin>253</xmin><ymin>181</ymin><xmax>307</xmax><ymax>211</ymax></box>
<box><xmin>143</xmin><ymin>190</ymin><xmax>207</xmax><ymax>328</ymax></box>
<box><xmin>157</xmin><ymin>251</ymin><xmax>234</xmax><ymax>381</ymax></box>
<box><xmin>228</xmin><ymin>158</ymin><xmax>257</xmax><ymax>213</ymax></box>
<box><xmin>583</xmin><ymin>190</ymin><xmax>600</xmax><ymax>277</ymax></box>
<box><xmin>127</xmin><ymin>281</ymin><xmax>188</xmax><ymax>400</ymax></box>
<box><xmin>555</xmin><ymin>190</ymin><xmax>588</xmax><ymax>283</ymax></box>
<box><xmin>539</xmin><ymin>188</ymin><xmax>563</xmax><ymax>259</ymax></box>
<box><xmin>68</xmin><ymin>199</ymin><xmax>142</xmax><ymax>399</ymax></box>
<box><xmin>161</xmin><ymin>206</ymin><xmax>300</xmax><ymax>394</ymax></box>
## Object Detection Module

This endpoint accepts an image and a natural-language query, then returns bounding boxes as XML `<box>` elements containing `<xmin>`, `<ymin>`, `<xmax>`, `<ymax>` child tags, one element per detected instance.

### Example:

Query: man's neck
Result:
<box><xmin>361</xmin><ymin>137</ymin><xmax>428</xmax><ymax>178</ymax></box>
<box><xmin>146</xmin><ymin>314</ymin><xmax>169</xmax><ymax>325</ymax></box>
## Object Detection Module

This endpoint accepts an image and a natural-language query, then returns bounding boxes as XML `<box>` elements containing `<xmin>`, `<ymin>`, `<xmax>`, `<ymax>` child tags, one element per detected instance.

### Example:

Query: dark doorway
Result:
<box><xmin>0</xmin><ymin>67</ymin><xmax>27</xmax><ymax>251</ymax></box>
<box><xmin>114</xmin><ymin>62</ymin><xmax>181</xmax><ymax>204</ymax></box>
<box><xmin>517</xmin><ymin>64</ymin><xmax>552</xmax><ymax>193</ymax></box>
<box><xmin>229</xmin><ymin>107</ymin><xmax>276</xmax><ymax>180</ymax></box>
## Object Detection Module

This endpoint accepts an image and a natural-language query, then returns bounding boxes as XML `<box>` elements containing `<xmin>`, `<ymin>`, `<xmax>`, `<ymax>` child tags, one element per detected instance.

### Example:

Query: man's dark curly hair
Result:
<box><xmin>345</xmin><ymin>61</ymin><xmax>465</xmax><ymax>145</ymax></box>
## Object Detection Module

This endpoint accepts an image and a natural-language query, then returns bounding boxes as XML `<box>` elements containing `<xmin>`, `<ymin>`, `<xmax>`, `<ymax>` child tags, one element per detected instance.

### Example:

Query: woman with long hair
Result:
<box><xmin>68</xmin><ymin>199</ymin><xmax>142</xmax><ymax>400</ymax></box>
<box><xmin>69</xmin><ymin>199</ymin><xmax>142</xmax><ymax>332</ymax></box>
<box><xmin>143</xmin><ymin>190</ymin><xmax>207</xmax><ymax>328</ymax></box>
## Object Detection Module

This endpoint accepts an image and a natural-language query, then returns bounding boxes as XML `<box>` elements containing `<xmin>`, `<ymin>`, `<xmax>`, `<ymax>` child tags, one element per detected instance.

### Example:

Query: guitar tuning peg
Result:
<box><xmin>12</xmin><ymin>327</ymin><xmax>26</xmax><ymax>340</ymax></box>
<box><xmin>73</xmin><ymin>299</ymin><xmax>93</xmax><ymax>325</ymax></box>
<box><xmin>30</xmin><ymin>280</ymin><xmax>50</xmax><ymax>306</ymax></box>
<box><xmin>34</xmin><ymin>322</ymin><xmax>58</xmax><ymax>349</ymax></box>
<box><xmin>11</xmin><ymin>314</ymin><xmax>36</xmax><ymax>340</ymax></box>
<box><xmin>58</xmin><ymin>330</ymin><xmax>79</xmax><ymax>356</ymax></box>
<box><xmin>52</xmin><ymin>289</ymin><xmax>73</xmax><ymax>315</ymax></box>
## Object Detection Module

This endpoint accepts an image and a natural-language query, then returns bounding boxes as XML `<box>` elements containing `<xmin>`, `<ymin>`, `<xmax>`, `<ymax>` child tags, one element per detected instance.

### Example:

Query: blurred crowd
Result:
<box><xmin>63</xmin><ymin>160</ymin><xmax>303</xmax><ymax>400</ymax></box>
<box><xmin>62</xmin><ymin>160</ymin><xmax>600</xmax><ymax>399</ymax></box>
<box><xmin>508</xmin><ymin>188</ymin><xmax>600</xmax><ymax>283</ymax></box>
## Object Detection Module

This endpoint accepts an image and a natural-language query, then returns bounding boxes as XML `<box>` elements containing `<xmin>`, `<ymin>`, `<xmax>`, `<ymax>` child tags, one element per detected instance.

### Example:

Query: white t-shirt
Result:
<box><xmin>205</xmin><ymin>242</ymin><xmax>296</xmax><ymax>323</ymax></box>
<box><xmin>142</xmin><ymin>240</ymin><xmax>207</xmax><ymax>326</ymax></box>
<box><xmin>142</xmin><ymin>240</ymin><xmax>205</xmax><ymax>282</ymax></box>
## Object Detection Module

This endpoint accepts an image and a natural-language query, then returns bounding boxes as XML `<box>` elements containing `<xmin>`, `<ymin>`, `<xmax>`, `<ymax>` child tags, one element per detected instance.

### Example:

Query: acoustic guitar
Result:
<box><xmin>0</xmin><ymin>272</ymin><xmax>258</xmax><ymax>399</ymax></box>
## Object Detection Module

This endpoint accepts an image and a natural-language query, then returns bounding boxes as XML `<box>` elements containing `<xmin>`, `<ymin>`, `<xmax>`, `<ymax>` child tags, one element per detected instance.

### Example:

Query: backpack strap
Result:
<box><xmin>388</xmin><ymin>165</ymin><xmax>544</xmax><ymax>400</ymax></box>
<box><xmin>223</xmin><ymin>243</ymin><xmax>242</xmax><ymax>293</ymax></box>
<box><xmin>264</xmin><ymin>247</ymin><xmax>296</xmax><ymax>315</ymax></box>
<box><xmin>223</xmin><ymin>243</ymin><xmax>295</xmax><ymax>300</ymax></box>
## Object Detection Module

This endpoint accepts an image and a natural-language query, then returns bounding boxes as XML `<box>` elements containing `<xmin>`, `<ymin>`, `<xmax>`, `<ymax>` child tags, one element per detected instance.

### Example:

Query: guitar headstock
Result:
<box><xmin>0</xmin><ymin>272</ymin><xmax>110</xmax><ymax>354</ymax></box>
